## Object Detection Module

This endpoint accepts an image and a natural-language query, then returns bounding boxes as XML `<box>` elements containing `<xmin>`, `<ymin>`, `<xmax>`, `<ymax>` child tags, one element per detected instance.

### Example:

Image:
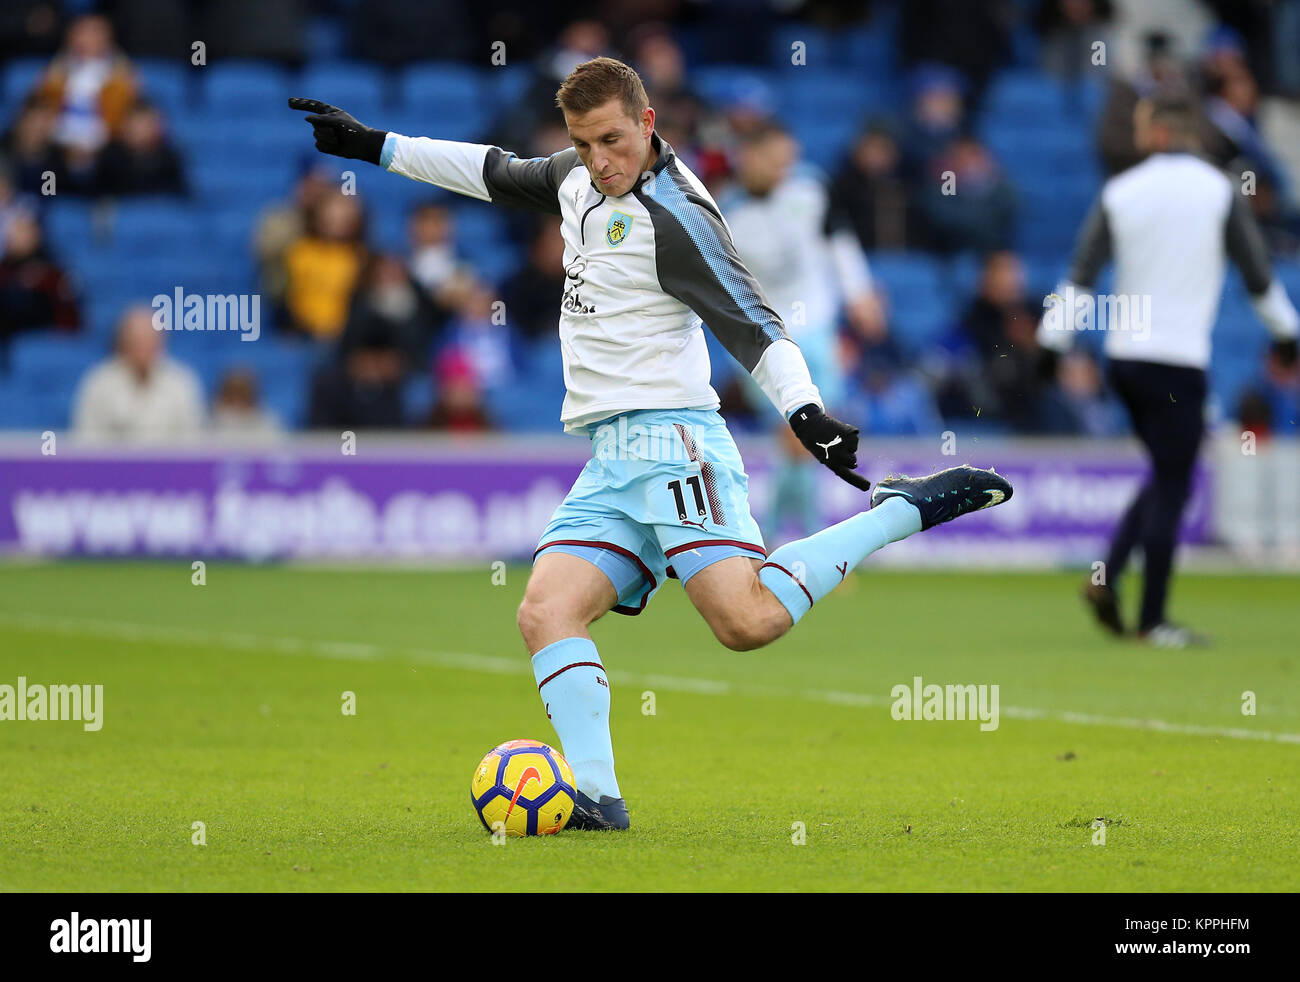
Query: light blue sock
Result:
<box><xmin>759</xmin><ymin>496</ymin><xmax>922</xmax><ymax>625</ymax></box>
<box><xmin>531</xmin><ymin>637</ymin><xmax>621</xmax><ymax>800</ymax></box>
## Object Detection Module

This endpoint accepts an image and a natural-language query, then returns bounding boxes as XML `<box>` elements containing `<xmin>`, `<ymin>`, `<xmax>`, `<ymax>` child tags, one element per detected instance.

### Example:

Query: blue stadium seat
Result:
<box><xmin>9</xmin><ymin>333</ymin><xmax>103</xmax><ymax>392</ymax></box>
<box><xmin>297</xmin><ymin>61</ymin><xmax>388</xmax><ymax>117</ymax></box>
<box><xmin>867</xmin><ymin>251</ymin><xmax>945</xmax><ymax>300</ymax></box>
<box><xmin>769</xmin><ymin>25</ymin><xmax>836</xmax><ymax>71</ymax></box>
<box><xmin>403</xmin><ymin>373</ymin><xmax>435</xmax><ymax>425</ymax></box>
<box><xmin>134</xmin><ymin>58</ymin><xmax>194</xmax><ymax>121</ymax></box>
<box><xmin>203</xmin><ymin>62</ymin><xmax>293</xmax><ymax>114</ymax></box>
<box><xmin>189</xmin><ymin>156</ymin><xmax>295</xmax><ymax>207</ymax></box>
<box><xmin>490</xmin><ymin>65</ymin><xmax>535</xmax><ymax>116</ymax></box>
<box><xmin>692</xmin><ymin>66</ymin><xmax>775</xmax><ymax>110</ymax></box>
<box><xmin>110</xmin><ymin>200</ymin><xmax>202</xmax><ymax>253</ymax></box>
<box><xmin>983</xmin><ymin>69</ymin><xmax>1066</xmax><ymax>119</ymax></box>
<box><xmin>398</xmin><ymin>63</ymin><xmax>486</xmax><ymax>117</ymax></box>
<box><xmin>2</xmin><ymin>56</ymin><xmax>46</xmax><ymax>105</ymax></box>
<box><xmin>890</xmin><ymin>298</ymin><xmax>956</xmax><ymax>353</ymax></box>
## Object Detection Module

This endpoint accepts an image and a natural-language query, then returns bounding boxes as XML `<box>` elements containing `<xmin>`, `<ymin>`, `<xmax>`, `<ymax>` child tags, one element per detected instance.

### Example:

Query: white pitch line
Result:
<box><xmin>2</xmin><ymin>611</ymin><xmax>1297</xmax><ymax>745</ymax></box>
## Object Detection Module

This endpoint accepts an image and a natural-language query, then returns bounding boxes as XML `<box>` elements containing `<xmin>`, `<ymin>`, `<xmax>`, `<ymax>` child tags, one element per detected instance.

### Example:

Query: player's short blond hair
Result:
<box><xmin>554</xmin><ymin>57</ymin><xmax>649</xmax><ymax>121</ymax></box>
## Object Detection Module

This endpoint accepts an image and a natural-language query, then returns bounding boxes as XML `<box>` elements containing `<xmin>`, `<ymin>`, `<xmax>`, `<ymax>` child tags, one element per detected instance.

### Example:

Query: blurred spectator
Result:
<box><xmin>340</xmin><ymin>252</ymin><xmax>440</xmax><ymax>370</ymax></box>
<box><xmin>828</xmin><ymin>121</ymin><xmax>916</xmax><ymax>251</ymax></box>
<box><xmin>350</xmin><ymin>0</ymin><xmax>473</xmax><ymax>66</ymax></box>
<box><xmin>255</xmin><ymin>163</ymin><xmax>337</xmax><ymax>316</ymax></box>
<box><xmin>71</xmin><ymin>305</ymin><xmax>204</xmax><ymax>441</ymax></box>
<box><xmin>629</xmin><ymin>25</ymin><xmax>709</xmax><ymax>148</ymax></box>
<box><xmin>4</xmin><ymin>100</ymin><xmax>62</xmax><ymax>195</ymax></box>
<box><xmin>31</xmin><ymin>14</ymin><xmax>136</xmax><ymax>156</ymax></box>
<box><xmin>487</xmin><ymin>20</ymin><xmax>611</xmax><ymax>152</ymax></box>
<box><xmin>440</xmin><ymin>275</ymin><xmax>515</xmax><ymax>391</ymax></box>
<box><xmin>501</xmin><ymin>220</ymin><xmax>566</xmax><ymax>341</ymax></box>
<box><xmin>282</xmin><ymin>192</ymin><xmax>367</xmax><ymax>341</ymax></box>
<box><xmin>0</xmin><ymin>1</ymin><xmax>64</xmax><ymax>60</ymax></box>
<box><xmin>0</xmin><ymin>212</ymin><xmax>80</xmax><ymax>347</ymax></box>
<box><xmin>841</xmin><ymin>317</ymin><xmax>945</xmax><ymax>436</ymax></box>
<box><xmin>1096</xmin><ymin>31</ymin><xmax>1217</xmax><ymax>175</ymax></box>
<box><xmin>900</xmin><ymin>0</ymin><xmax>1012</xmax><ymax>107</ymax></box>
<box><xmin>900</xmin><ymin>64</ymin><xmax>966</xmax><ymax>181</ymax></box>
<box><xmin>210</xmin><ymin>368</ymin><xmax>283</xmax><ymax>440</ymax></box>
<box><xmin>960</xmin><ymin>251</ymin><xmax>1037</xmax><ymax>352</ymax></box>
<box><xmin>1041</xmin><ymin>350</ymin><xmax>1128</xmax><ymax>436</ymax></box>
<box><xmin>1202</xmin><ymin>65</ymin><xmax>1289</xmax><ymax>198</ymax></box>
<box><xmin>952</xmin><ymin>251</ymin><xmax>1047</xmax><ymax>430</ymax></box>
<box><xmin>917</xmin><ymin>136</ymin><xmax>1016</xmax><ymax>254</ymax></box>
<box><xmin>407</xmin><ymin>201</ymin><xmax>466</xmax><ymax>306</ymax></box>
<box><xmin>428</xmin><ymin>348</ymin><xmax>492</xmax><ymax>432</ymax></box>
<box><xmin>0</xmin><ymin>167</ymin><xmax>36</xmax><ymax>247</ymax></box>
<box><xmin>199</xmin><ymin>0</ymin><xmax>304</xmax><ymax>65</ymax></box>
<box><xmin>307</xmin><ymin>337</ymin><xmax>408</xmax><ymax>430</ymax></box>
<box><xmin>1036</xmin><ymin>0</ymin><xmax>1114</xmax><ymax>81</ymax></box>
<box><xmin>95</xmin><ymin>101</ymin><xmax>187</xmax><ymax>197</ymax></box>
<box><xmin>1238</xmin><ymin>343</ymin><xmax>1300</xmax><ymax>438</ymax></box>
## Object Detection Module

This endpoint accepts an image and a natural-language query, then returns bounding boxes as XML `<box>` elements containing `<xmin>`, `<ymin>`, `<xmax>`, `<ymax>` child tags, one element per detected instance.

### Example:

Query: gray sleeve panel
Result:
<box><xmin>481</xmin><ymin>146</ymin><xmax>581</xmax><ymax>214</ymax></box>
<box><xmin>1066</xmin><ymin>196</ymin><xmax>1111</xmax><ymax>288</ymax></box>
<box><xmin>1224</xmin><ymin>191</ymin><xmax>1273</xmax><ymax>295</ymax></box>
<box><xmin>637</xmin><ymin>169</ymin><xmax>788</xmax><ymax>373</ymax></box>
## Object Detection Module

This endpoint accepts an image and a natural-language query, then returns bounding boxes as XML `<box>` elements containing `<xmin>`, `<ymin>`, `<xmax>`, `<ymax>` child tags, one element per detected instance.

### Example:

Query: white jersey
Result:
<box><xmin>1038</xmin><ymin>152</ymin><xmax>1299</xmax><ymax>369</ymax></box>
<box><xmin>380</xmin><ymin>131</ymin><xmax>821</xmax><ymax>433</ymax></box>
<box><xmin>718</xmin><ymin>167</ymin><xmax>872</xmax><ymax>339</ymax></box>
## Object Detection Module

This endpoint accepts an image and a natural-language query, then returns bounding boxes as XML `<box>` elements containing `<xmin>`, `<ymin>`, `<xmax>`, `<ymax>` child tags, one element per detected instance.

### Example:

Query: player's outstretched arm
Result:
<box><xmin>289</xmin><ymin>97</ymin><xmax>577</xmax><ymax>215</ymax></box>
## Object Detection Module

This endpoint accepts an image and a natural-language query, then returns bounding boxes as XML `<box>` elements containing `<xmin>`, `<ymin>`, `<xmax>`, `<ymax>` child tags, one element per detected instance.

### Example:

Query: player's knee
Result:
<box><xmin>516</xmin><ymin>597</ymin><xmax>550</xmax><ymax>649</ymax></box>
<box><xmin>711</xmin><ymin>611</ymin><xmax>781</xmax><ymax>652</ymax></box>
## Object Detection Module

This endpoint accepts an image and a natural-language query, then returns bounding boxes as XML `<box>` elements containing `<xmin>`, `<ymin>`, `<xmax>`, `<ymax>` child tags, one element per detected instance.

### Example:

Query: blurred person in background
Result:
<box><xmin>501</xmin><ymin>219</ymin><xmax>567</xmax><ymax>342</ymax></box>
<box><xmin>955</xmin><ymin>250</ymin><xmax>1046</xmax><ymax>431</ymax></box>
<box><xmin>839</xmin><ymin>295</ymin><xmax>945</xmax><ymax>438</ymax></box>
<box><xmin>918</xmin><ymin>135</ymin><xmax>1017</xmax><ymax>255</ymax></box>
<box><xmin>30</xmin><ymin>13</ymin><xmax>136</xmax><ymax>180</ymax></box>
<box><xmin>341</xmin><ymin>252</ymin><xmax>440</xmax><ymax>370</ymax></box>
<box><xmin>1096</xmin><ymin>30</ymin><xmax>1217</xmax><ymax>176</ymax></box>
<box><xmin>900</xmin><ymin>0</ymin><xmax>1013</xmax><ymax>108</ymax></box>
<box><xmin>899</xmin><ymin>64</ymin><xmax>967</xmax><ymax>182</ymax></box>
<box><xmin>407</xmin><ymin>201</ymin><xmax>469</xmax><ymax>326</ymax></box>
<box><xmin>439</xmin><ymin>273</ymin><xmax>516</xmax><ymax>392</ymax></box>
<box><xmin>308</xmin><ymin>321</ymin><xmax>408</xmax><ymax>430</ymax></box>
<box><xmin>3</xmin><ymin>99</ymin><xmax>62</xmax><ymax>195</ymax></box>
<box><xmin>282</xmin><ymin>191</ymin><xmax>368</xmax><ymax>341</ymax></box>
<box><xmin>254</xmin><ymin>162</ymin><xmax>337</xmax><ymax>318</ymax></box>
<box><xmin>1237</xmin><ymin>342</ymin><xmax>1300</xmax><ymax>439</ymax></box>
<box><xmin>1040</xmin><ymin>350</ymin><xmax>1128</xmax><ymax>437</ymax></box>
<box><xmin>210</xmin><ymin>367</ymin><xmax>283</xmax><ymax>440</ymax></box>
<box><xmin>428</xmin><ymin>347</ymin><xmax>492</xmax><ymax>433</ymax></box>
<box><xmin>1036</xmin><ymin>0</ymin><xmax>1115</xmax><ymax>82</ymax></box>
<box><xmin>828</xmin><ymin>120</ymin><xmax>916</xmax><ymax>252</ymax></box>
<box><xmin>486</xmin><ymin>20</ymin><xmax>612</xmax><ymax>152</ymax></box>
<box><xmin>0</xmin><ymin>212</ymin><xmax>80</xmax><ymax>355</ymax></box>
<box><xmin>720</xmin><ymin>120</ymin><xmax>881</xmax><ymax>539</ymax></box>
<box><xmin>94</xmin><ymin>100</ymin><xmax>187</xmax><ymax>197</ymax></box>
<box><xmin>1039</xmin><ymin>90</ymin><xmax>1300</xmax><ymax>646</ymax></box>
<box><xmin>71</xmin><ymin>304</ymin><xmax>204</xmax><ymax>441</ymax></box>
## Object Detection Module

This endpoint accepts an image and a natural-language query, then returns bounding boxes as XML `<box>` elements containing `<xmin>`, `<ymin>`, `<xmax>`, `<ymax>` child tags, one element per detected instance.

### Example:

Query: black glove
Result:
<box><xmin>789</xmin><ymin>403</ymin><xmax>871</xmax><ymax>491</ymax></box>
<box><xmin>289</xmin><ymin>98</ymin><xmax>387</xmax><ymax>164</ymax></box>
<box><xmin>1272</xmin><ymin>337</ymin><xmax>1298</xmax><ymax>368</ymax></box>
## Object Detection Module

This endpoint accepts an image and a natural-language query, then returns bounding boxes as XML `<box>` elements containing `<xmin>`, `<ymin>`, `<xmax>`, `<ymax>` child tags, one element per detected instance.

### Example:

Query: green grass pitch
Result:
<box><xmin>0</xmin><ymin>561</ymin><xmax>1296</xmax><ymax>892</ymax></box>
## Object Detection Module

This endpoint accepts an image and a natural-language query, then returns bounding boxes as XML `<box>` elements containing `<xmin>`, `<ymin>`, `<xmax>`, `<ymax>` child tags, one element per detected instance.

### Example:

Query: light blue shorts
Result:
<box><xmin>534</xmin><ymin>408</ymin><xmax>767</xmax><ymax>615</ymax></box>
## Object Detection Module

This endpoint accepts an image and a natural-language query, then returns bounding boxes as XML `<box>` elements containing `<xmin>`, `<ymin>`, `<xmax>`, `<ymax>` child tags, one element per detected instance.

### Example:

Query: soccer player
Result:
<box><xmin>718</xmin><ymin>119</ymin><xmax>881</xmax><ymax>539</ymax></box>
<box><xmin>292</xmin><ymin>57</ymin><xmax>1012</xmax><ymax>829</ymax></box>
<box><xmin>1038</xmin><ymin>90</ymin><xmax>1300</xmax><ymax>647</ymax></box>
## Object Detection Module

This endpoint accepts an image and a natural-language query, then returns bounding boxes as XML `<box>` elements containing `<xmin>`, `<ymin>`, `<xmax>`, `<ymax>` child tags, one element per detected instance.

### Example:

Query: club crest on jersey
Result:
<box><xmin>606</xmin><ymin>211</ymin><xmax>633</xmax><ymax>248</ymax></box>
